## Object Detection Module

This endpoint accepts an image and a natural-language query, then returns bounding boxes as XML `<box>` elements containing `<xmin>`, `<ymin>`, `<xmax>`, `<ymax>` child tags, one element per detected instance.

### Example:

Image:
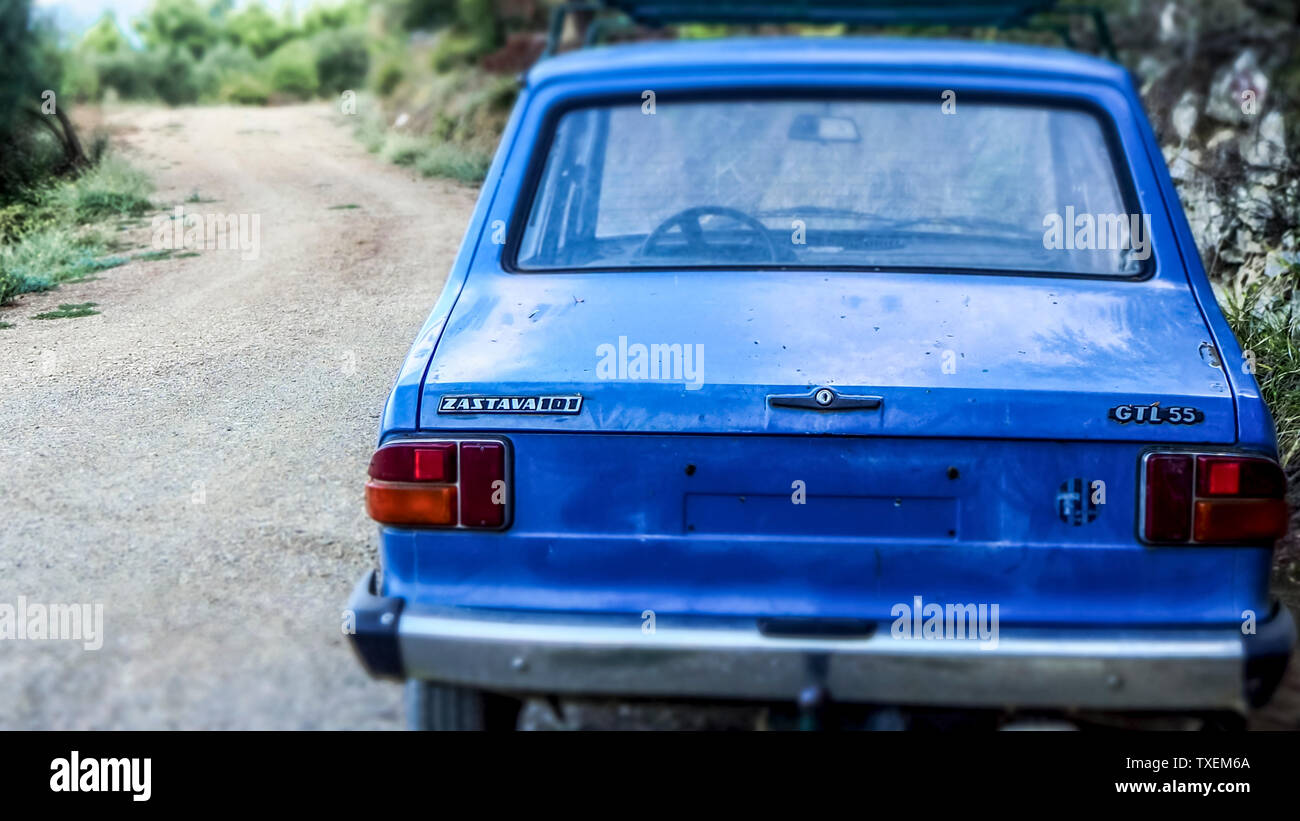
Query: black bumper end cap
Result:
<box><xmin>345</xmin><ymin>569</ymin><xmax>405</xmax><ymax>680</ymax></box>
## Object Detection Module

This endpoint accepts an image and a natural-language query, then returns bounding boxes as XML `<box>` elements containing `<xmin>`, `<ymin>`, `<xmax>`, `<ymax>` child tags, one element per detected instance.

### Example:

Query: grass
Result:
<box><xmin>360</xmin><ymin>122</ymin><xmax>492</xmax><ymax>184</ymax></box>
<box><xmin>0</xmin><ymin>321</ymin><xmax>13</xmax><ymax>329</ymax></box>
<box><xmin>328</xmin><ymin>203</ymin><xmax>360</xmax><ymax>210</ymax></box>
<box><xmin>380</xmin><ymin>134</ymin><xmax>428</xmax><ymax>167</ymax></box>
<box><xmin>33</xmin><ymin>302</ymin><xmax>99</xmax><ymax>320</ymax></box>
<box><xmin>413</xmin><ymin>143</ymin><xmax>491</xmax><ymax>184</ymax></box>
<box><xmin>54</xmin><ymin>156</ymin><xmax>155</xmax><ymax>223</ymax></box>
<box><xmin>0</xmin><ymin>153</ymin><xmax>153</xmax><ymax>308</ymax></box>
<box><xmin>350</xmin><ymin>76</ymin><xmax>501</xmax><ymax>185</ymax></box>
<box><xmin>1222</xmin><ymin>278</ymin><xmax>1300</xmax><ymax>468</ymax></box>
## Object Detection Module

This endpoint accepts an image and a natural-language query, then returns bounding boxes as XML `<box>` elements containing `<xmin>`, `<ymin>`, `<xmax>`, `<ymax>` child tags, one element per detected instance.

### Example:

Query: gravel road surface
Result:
<box><xmin>0</xmin><ymin>103</ymin><xmax>476</xmax><ymax>729</ymax></box>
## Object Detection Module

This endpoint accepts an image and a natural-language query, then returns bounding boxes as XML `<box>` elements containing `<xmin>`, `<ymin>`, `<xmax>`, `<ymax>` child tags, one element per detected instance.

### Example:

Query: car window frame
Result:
<box><xmin>503</xmin><ymin>87</ymin><xmax>1154</xmax><ymax>282</ymax></box>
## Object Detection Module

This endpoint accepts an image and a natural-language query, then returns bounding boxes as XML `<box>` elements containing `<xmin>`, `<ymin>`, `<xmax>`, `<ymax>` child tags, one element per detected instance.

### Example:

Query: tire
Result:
<box><xmin>404</xmin><ymin>680</ymin><xmax>520</xmax><ymax>731</ymax></box>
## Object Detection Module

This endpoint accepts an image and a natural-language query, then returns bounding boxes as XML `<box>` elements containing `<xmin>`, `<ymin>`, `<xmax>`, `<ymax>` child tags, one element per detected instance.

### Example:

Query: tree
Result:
<box><xmin>302</xmin><ymin>0</ymin><xmax>368</xmax><ymax>35</ymax></box>
<box><xmin>135</xmin><ymin>0</ymin><xmax>220</xmax><ymax>61</ymax></box>
<box><xmin>1</xmin><ymin>0</ymin><xmax>87</xmax><ymax>198</ymax></box>
<box><xmin>81</xmin><ymin>11</ymin><xmax>130</xmax><ymax>55</ymax></box>
<box><xmin>222</xmin><ymin>1</ymin><xmax>290</xmax><ymax>58</ymax></box>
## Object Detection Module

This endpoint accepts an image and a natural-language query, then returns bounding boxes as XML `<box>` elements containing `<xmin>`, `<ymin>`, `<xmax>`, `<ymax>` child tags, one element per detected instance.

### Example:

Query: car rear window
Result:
<box><xmin>513</xmin><ymin>97</ymin><xmax>1146</xmax><ymax>276</ymax></box>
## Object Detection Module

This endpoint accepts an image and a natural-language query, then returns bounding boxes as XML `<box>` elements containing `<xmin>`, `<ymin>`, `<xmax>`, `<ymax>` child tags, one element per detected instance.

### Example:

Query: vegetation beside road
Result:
<box><xmin>0</xmin><ymin>154</ymin><xmax>153</xmax><ymax>310</ymax></box>
<box><xmin>63</xmin><ymin>0</ymin><xmax>371</xmax><ymax>106</ymax></box>
<box><xmin>1224</xmin><ymin>280</ymin><xmax>1300</xmax><ymax>469</ymax></box>
<box><xmin>1</xmin><ymin>1</ymin><xmax>154</xmax><ymax>313</ymax></box>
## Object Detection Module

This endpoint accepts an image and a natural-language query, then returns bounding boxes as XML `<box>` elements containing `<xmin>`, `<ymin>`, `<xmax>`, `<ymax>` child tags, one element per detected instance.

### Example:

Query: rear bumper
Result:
<box><xmin>345</xmin><ymin>570</ymin><xmax>1294</xmax><ymax>712</ymax></box>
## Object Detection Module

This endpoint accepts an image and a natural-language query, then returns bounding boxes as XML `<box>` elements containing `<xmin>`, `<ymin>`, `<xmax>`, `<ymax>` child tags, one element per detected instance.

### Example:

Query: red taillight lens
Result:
<box><xmin>368</xmin><ymin>442</ymin><xmax>456</xmax><ymax>482</ymax></box>
<box><xmin>460</xmin><ymin>442</ymin><xmax>506</xmax><ymax>527</ymax></box>
<box><xmin>1144</xmin><ymin>453</ymin><xmax>1287</xmax><ymax>545</ymax></box>
<box><xmin>1145</xmin><ymin>454</ymin><xmax>1193</xmax><ymax>542</ymax></box>
<box><xmin>1196</xmin><ymin>455</ymin><xmax>1285</xmax><ymax>498</ymax></box>
<box><xmin>365</xmin><ymin>440</ymin><xmax>507</xmax><ymax>528</ymax></box>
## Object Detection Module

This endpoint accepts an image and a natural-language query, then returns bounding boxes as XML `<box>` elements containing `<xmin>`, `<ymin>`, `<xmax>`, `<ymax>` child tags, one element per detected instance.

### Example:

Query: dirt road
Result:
<box><xmin>0</xmin><ymin>104</ymin><xmax>477</xmax><ymax>728</ymax></box>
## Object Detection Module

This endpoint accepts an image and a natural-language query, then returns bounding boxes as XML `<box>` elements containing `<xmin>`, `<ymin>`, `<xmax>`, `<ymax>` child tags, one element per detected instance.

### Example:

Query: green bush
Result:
<box><xmin>0</xmin><ymin>270</ymin><xmax>16</xmax><ymax>305</ymax></box>
<box><xmin>266</xmin><ymin>40</ymin><xmax>320</xmax><ymax>99</ymax></box>
<box><xmin>85</xmin><ymin>48</ymin><xmax>198</xmax><ymax>104</ymax></box>
<box><xmin>372</xmin><ymin>57</ymin><xmax>406</xmax><ymax>96</ymax></box>
<box><xmin>0</xmin><ymin>226</ymin><xmax>113</xmax><ymax>303</ymax></box>
<box><xmin>0</xmin><ymin>152</ymin><xmax>150</xmax><ymax>306</ymax></box>
<box><xmin>89</xmin><ymin>50</ymin><xmax>159</xmax><ymax>99</ymax></box>
<box><xmin>1222</xmin><ymin>280</ymin><xmax>1300</xmax><ymax>467</ymax></box>
<box><xmin>219</xmin><ymin>73</ymin><xmax>271</xmax><ymax>105</ymax></box>
<box><xmin>0</xmin><ymin>133</ymin><xmax>66</xmax><ymax>209</ymax></box>
<box><xmin>222</xmin><ymin>1</ymin><xmax>290</xmax><ymax>59</ymax></box>
<box><xmin>134</xmin><ymin>0</ymin><xmax>220</xmax><ymax>60</ymax></box>
<box><xmin>414</xmin><ymin>142</ymin><xmax>490</xmax><ymax>183</ymax></box>
<box><xmin>431</xmin><ymin>31</ymin><xmax>486</xmax><ymax>73</ymax></box>
<box><xmin>61</xmin><ymin>52</ymin><xmax>101</xmax><ymax>102</ymax></box>
<box><xmin>400</xmin><ymin>0</ymin><xmax>458</xmax><ymax>30</ymax></box>
<box><xmin>380</xmin><ymin>134</ymin><xmax>428</xmax><ymax>167</ymax></box>
<box><xmin>56</xmin><ymin>154</ymin><xmax>153</xmax><ymax>222</ymax></box>
<box><xmin>194</xmin><ymin>42</ymin><xmax>259</xmax><ymax>100</ymax></box>
<box><xmin>429</xmin><ymin>0</ymin><xmax>501</xmax><ymax>72</ymax></box>
<box><xmin>312</xmin><ymin>26</ymin><xmax>369</xmax><ymax>95</ymax></box>
<box><xmin>152</xmin><ymin>48</ymin><xmax>200</xmax><ymax>105</ymax></box>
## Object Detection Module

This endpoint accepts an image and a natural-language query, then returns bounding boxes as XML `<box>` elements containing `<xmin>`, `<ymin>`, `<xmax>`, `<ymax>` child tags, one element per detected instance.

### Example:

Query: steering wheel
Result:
<box><xmin>638</xmin><ymin>206</ymin><xmax>778</xmax><ymax>262</ymax></box>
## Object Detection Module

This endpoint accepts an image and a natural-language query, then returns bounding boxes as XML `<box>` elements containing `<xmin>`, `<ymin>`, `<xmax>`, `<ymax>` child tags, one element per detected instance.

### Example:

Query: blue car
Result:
<box><xmin>346</xmin><ymin>36</ymin><xmax>1295</xmax><ymax>730</ymax></box>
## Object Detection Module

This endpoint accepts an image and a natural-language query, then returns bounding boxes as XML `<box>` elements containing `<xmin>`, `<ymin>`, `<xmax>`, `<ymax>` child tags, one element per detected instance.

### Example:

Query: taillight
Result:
<box><xmin>365</xmin><ymin>439</ymin><xmax>508</xmax><ymax>529</ymax></box>
<box><xmin>1144</xmin><ymin>454</ymin><xmax>1193</xmax><ymax>542</ymax></box>
<box><xmin>1142</xmin><ymin>452</ymin><xmax>1287</xmax><ymax>545</ymax></box>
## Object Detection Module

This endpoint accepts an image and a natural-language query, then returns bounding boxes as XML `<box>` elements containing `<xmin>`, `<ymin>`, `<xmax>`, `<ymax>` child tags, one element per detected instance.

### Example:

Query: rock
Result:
<box><xmin>1171</xmin><ymin>90</ymin><xmax>1200</xmax><ymax>142</ymax></box>
<box><xmin>1241</xmin><ymin>110</ymin><xmax>1286</xmax><ymax>169</ymax></box>
<box><xmin>1264</xmin><ymin>250</ymin><xmax>1300</xmax><ymax>278</ymax></box>
<box><xmin>1158</xmin><ymin>1</ymin><xmax>1186</xmax><ymax>44</ymax></box>
<box><xmin>1166</xmin><ymin>146</ymin><xmax>1201</xmax><ymax>181</ymax></box>
<box><xmin>1206</xmin><ymin>128</ymin><xmax>1235</xmax><ymax>151</ymax></box>
<box><xmin>1136</xmin><ymin>55</ymin><xmax>1172</xmax><ymax>94</ymax></box>
<box><xmin>1206</xmin><ymin>50</ymin><xmax>1269</xmax><ymax>126</ymax></box>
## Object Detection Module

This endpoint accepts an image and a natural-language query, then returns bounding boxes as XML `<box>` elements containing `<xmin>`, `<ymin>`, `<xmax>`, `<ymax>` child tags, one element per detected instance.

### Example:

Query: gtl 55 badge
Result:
<box><xmin>1108</xmin><ymin>403</ymin><xmax>1203</xmax><ymax>425</ymax></box>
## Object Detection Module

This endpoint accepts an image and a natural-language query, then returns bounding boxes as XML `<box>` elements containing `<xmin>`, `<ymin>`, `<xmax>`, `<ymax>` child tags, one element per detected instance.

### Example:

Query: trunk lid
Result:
<box><xmin>420</xmin><ymin>269</ymin><xmax>1234</xmax><ymax>443</ymax></box>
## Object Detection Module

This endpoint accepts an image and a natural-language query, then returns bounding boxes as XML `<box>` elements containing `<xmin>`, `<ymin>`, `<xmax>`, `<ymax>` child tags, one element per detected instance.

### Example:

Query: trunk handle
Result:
<box><xmin>768</xmin><ymin>387</ymin><xmax>883</xmax><ymax>411</ymax></box>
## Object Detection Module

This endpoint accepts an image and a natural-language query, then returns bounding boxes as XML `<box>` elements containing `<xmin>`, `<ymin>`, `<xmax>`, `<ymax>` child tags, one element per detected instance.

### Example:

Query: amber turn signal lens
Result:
<box><xmin>1192</xmin><ymin>499</ymin><xmax>1289</xmax><ymax>544</ymax></box>
<box><xmin>365</xmin><ymin>481</ymin><xmax>457</xmax><ymax>526</ymax></box>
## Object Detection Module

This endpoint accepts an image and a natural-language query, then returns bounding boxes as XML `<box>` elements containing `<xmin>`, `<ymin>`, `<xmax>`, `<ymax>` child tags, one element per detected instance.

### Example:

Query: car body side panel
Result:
<box><xmin>378</xmin><ymin>85</ymin><xmax>534</xmax><ymax>441</ymax></box>
<box><xmin>1125</xmin><ymin>95</ymin><xmax>1277</xmax><ymax>454</ymax></box>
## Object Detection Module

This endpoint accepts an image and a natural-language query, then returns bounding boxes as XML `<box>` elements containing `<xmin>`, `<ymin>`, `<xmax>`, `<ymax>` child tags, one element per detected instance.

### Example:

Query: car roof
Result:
<box><xmin>525</xmin><ymin>36</ymin><xmax>1130</xmax><ymax>89</ymax></box>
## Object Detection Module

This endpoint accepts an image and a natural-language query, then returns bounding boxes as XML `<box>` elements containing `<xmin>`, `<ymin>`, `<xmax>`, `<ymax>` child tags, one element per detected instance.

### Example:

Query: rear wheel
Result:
<box><xmin>404</xmin><ymin>680</ymin><xmax>521</xmax><ymax>731</ymax></box>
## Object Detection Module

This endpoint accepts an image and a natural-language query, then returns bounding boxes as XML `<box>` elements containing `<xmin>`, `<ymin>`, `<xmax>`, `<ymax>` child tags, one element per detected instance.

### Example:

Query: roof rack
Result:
<box><xmin>542</xmin><ymin>1</ymin><xmax>1117</xmax><ymax>60</ymax></box>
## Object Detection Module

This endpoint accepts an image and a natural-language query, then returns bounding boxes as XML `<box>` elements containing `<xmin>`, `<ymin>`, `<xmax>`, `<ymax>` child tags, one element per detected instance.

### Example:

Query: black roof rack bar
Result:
<box><xmin>542</xmin><ymin>1</ymin><xmax>1117</xmax><ymax>60</ymax></box>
